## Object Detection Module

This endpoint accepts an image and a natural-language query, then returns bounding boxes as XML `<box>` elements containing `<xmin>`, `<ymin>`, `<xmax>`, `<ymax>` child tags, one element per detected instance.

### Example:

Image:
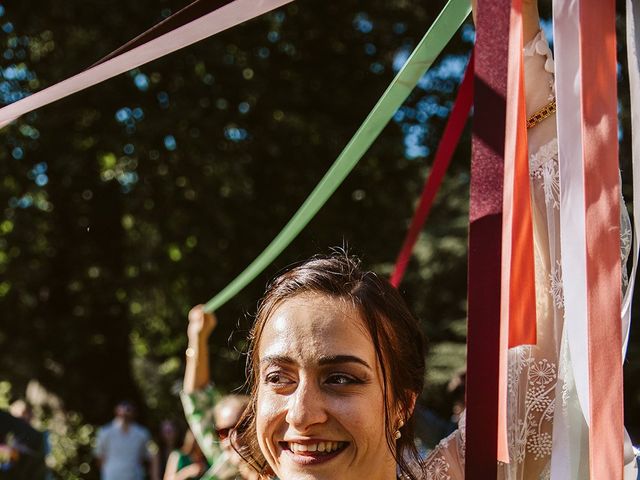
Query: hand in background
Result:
<box><xmin>187</xmin><ymin>305</ymin><xmax>217</xmax><ymax>343</ymax></box>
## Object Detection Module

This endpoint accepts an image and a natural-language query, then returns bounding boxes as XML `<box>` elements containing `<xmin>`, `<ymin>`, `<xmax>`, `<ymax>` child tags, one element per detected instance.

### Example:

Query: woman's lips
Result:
<box><xmin>279</xmin><ymin>441</ymin><xmax>349</xmax><ymax>466</ymax></box>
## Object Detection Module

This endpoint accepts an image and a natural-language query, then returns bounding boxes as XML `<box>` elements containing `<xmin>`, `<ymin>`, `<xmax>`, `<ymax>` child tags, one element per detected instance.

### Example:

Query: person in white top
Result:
<box><xmin>94</xmin><ymin>401</ymin><xmax>160</xmax><ymax>480</ymax></box>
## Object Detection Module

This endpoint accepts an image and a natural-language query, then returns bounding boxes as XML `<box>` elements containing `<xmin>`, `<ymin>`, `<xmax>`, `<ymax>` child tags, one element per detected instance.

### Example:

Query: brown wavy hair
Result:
<box><xmin>231</xmin><ymin>251</ymin><xmax>427</xmax><ymax>479</ymax></box>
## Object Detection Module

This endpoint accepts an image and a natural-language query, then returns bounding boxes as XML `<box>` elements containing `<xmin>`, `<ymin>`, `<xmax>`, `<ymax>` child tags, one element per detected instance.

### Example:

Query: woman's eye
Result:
<box><xmin>264</xmin><ymin>372</ymin><xmax>292</xmax><ymax>385</ymax></box>
<box><xmin>325</xmin><ymin>374</ymin><xmax>361</xmax><ymax>385</ymax></box>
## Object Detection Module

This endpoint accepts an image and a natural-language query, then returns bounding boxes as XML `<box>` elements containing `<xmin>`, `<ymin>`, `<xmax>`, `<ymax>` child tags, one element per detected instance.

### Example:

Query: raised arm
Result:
<box><xmin>180</xmin><ymin>305</ymin><xmax>225</xmax><ymax>470</ymax></box>
<box><xmin>183</xmin><ymin>305</ymin><xmax>216</xmax><ymax>394</ymax></box>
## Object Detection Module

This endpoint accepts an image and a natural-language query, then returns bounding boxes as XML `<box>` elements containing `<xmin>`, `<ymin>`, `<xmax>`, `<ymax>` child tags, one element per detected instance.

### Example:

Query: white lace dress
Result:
<box><xmin>421</xmin><ymin>31</ymin><xmax>632</xmax><ymax>480</ymax></box>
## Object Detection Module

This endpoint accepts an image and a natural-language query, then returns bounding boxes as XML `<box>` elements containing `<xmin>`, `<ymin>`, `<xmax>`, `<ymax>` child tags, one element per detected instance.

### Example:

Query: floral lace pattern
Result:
<box><xmin>531</xmin><ymin>158</ymin><xmax>560</xmax><ymax>210</ymax></box>
<box><xmin>426</xmin><ymin>457</ymin><xmax>451</xmax><ymax>480</ymax></box>
<box><xmin>507</xmin><ymin>348</ymin><xmax>557</xmax><ymax>466</ymax></box>
<box><xmin>620</xmin><ymin>193</ymin><xmax>632</xmax><ymax>288</ymax></box>
<box><xmin>549</xmin><ymin>261</ymin><xmax>564</xmax><ymax>310</ymax></box>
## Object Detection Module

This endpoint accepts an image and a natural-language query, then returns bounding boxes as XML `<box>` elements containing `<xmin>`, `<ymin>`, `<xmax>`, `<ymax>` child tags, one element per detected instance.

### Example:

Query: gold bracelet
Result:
<box><xmin>527</xmin><ymin>98</ymin><xmax>556</xmax><ymax>129</ymax></box>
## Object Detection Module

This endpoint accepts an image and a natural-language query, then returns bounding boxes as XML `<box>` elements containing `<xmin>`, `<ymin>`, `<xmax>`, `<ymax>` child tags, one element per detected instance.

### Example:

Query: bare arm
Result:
<box><xmin>148</xmin><ymin>451</ymin><xmax>161</xmax><ymax>480</ymax></box>
<box><xmin>183</xmin><ymin>305</ymin><xmax>217</xmax><ymax>394</ymax></box>
<box><xmin>163</xmin><ymin>451</ymin><xmax>179</xmax><ymax>480</ymax></box>
<box><xmin>165</xmin><ymin>451</ymin><xmax>206</xmax><ymax>480</ymax></box>
<box><xmin>522</xmin><ymin>0</ymin><xmax>541</xmax><ymax>46</ymax></box>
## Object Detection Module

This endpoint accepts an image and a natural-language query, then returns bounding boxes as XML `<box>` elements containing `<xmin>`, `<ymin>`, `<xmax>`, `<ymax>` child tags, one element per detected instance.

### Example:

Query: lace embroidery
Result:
<box><xmin>561</xmin><ymin>379</ymin><xmax>571</xmax><ymax>411</ymax></box>
<box><xmin>423</xmin><ymin>432</ymin><xmax>457</xmax><ymax>480</ymax></box>
<box><xmin>530</xmin><ymin>139</ymin><xmax>560</xmax><ymax>209</ymax></box>
<box><xmin>530</xmin><ymin>358</ymin><xmax>557</xmax><ymax>386</ymax></box>
<box><xmin>529</xmin><ymin>138</ymin><xmax>558</xmax><ymax>176</ymax></box>
<box><xmin>508</xmin><ymin>348</ymin><xmax>557</xmax><ymax>464</ymax></box>
<box><xmin>528</xmin><ymin>431</ymin><xmax>553</xmax><ymax>460</ymax></box>
<box><xmin>549</xmin><ymin>261</ymin><xmax>564</xmax><ymax>309</ymax></box>
<box><xmin>558</xmin><ymin>336</ymin><xmax>573</xmax><ymax>415</ymax></box>
<box><xmin>426</xmin><ymin>457</ymin><xmax>451</xmax><ymax>480</ymax></box>
<box><xmin>458</xmin><ymin>411</ymin><xmax>466</xmax><ymax>461</ymax></box>
<box><xmin>620</xmin><ymin>196</ymin><xmax>632</xmax><ymax>289</ymax></box>
<box><xmin>541</xmin><ymin>160</ymin><xmax>560</xmax><ymax>209</ymax></box>
<box><xmin>539</xmin><ymin>462</ymin><xmax>551</xmax><ymax>480</ymax></box>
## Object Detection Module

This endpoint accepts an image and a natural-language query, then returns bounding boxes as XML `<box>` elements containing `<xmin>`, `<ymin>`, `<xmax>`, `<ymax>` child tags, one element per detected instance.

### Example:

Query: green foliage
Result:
<box><xmin>0</xmin><ymin>1</ymin><xmax>637</xmax><ymax>477</ymax></box>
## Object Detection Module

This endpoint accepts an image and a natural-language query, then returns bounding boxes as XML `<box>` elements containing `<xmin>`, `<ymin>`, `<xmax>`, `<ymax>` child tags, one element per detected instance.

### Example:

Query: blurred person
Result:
<box><xmin>94</xmin><ymin>400</ymin><xmax>160</xmax><ymax>480</ymax></box>
<box><xmin>181</xmin><ymin>306</ymin><xmax>258</xmax><ymax>480</ymax></box>
<box><xmin>8</xmin><ymin>401</ymin><xmax>33</xmax><ymax>425</ymax></box>
<box><xmin>0</xmin><ymin>406</ymin><xmax>48</xmax><ymax>479</ymax></box>
<box><xmin>446</xmin><ymin>369</ymin><xmax>465</xmax><ymax>425</ymax></box>
<box><xmin>163</xmin><ymin>430</ymin><xmax>209</xmax><ymax>480</ymax></box>
<box><xmin>158</xmin><ymin>419</ymin><xmax>180</xmax><ymax>478</ymax></box>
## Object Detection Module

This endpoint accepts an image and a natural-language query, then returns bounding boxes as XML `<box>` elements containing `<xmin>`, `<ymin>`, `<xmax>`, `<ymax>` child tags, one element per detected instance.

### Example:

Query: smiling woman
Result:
<box><xmin>232</xmin><ymin>253</ymin><xmax>427</xmax><ymax>480</ymax></box>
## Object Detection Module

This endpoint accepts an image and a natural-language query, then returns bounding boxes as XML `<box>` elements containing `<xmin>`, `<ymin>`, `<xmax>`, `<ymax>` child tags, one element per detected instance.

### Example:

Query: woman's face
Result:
<box><xmin>256</xmin><ymin>293</ymin><xmax>397</xmax><ymax>480</ymax></box>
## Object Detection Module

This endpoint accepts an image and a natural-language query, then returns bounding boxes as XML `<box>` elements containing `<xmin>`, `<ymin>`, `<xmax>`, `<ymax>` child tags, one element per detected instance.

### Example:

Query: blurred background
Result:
<box><xmin>0</xmin><ymin>0</ymin><xmax>637</xmax><ymax>478</ymax></box>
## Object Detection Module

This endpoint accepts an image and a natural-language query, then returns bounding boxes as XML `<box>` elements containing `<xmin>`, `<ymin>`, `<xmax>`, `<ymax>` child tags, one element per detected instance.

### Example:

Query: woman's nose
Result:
<box><xmin>284</xmin><ymin>378</ymin><xmax>328</xmax><ymax>431</ymax></box>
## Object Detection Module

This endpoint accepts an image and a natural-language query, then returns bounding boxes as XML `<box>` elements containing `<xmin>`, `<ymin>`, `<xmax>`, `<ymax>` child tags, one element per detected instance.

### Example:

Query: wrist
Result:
<box><xmin>188</xmin><ymin>333</ymin><xmax>208</xmax><ymax>345</ymax></box>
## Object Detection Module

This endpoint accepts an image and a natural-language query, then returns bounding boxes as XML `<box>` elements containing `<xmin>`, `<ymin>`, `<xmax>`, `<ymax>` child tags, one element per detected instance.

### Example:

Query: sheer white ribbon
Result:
<box><xmin>0</xmin><ymin>0</ymin><xmax>293</xmax><ymax>126</ymax></box>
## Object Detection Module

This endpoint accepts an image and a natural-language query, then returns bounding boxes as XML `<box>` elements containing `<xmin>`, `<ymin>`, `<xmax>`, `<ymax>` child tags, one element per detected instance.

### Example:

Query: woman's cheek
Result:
<box><xmin>256</xmin><ymin>389</ymin><xmax>285</xmax><ymax>465</ymax></box>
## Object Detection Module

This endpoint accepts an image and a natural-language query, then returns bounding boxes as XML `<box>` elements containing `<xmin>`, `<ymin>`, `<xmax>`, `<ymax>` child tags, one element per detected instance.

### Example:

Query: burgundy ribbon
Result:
<box><xmin>465</xmin><ymin>0</ymin><xmax>510</xmax><ymax>476</ymax></box>
<box><xmin>390</xmin><ymin>53</ymin><xmax>474</xmax><ymax>288</ymax></box>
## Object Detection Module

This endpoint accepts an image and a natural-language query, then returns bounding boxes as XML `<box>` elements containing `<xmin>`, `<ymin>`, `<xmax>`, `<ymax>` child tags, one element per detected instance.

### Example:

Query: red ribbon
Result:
<box><xmin>390</xmin><ymin>53</ymin><xmax>474</xmax><ymax>288</ymax></box>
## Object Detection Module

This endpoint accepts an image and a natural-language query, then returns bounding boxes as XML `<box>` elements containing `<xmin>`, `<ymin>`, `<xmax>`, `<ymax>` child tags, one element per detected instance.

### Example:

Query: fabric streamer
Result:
<box><xmin>579</xmin><ymin>2</ymin><xmax>623</xmax><ymax>478</ymax></box>
<box><xmin>203</xmin><ymin>0</ymin><xmax>472</xmax><ymax>312</ymax></box>
<box><xmin>91</xmin><ymin>0</ymin><xmax>236</xmax><ymax>67</ymax></box>
<box><xmin>554</xmin><ymin>0</ymin><xmax>626</xmax><ymax>477</ymax></box>
<box><xmin>0</xmin><ymin>0</ymin><xmax>472</xmax><ymax>313</ymax></box>
<box><xmin>624</xmin><ymin>0</ymin><xmax>640</xmax><ymax>361</ymax></box>
<box><xmin>389</xmin><ymin>53</ymin><xmax>474</xmax><ymax>288</ymax></box>
<box><xmin>622</xmin><ymin>1</ymin><xmax>640</xmax><ymax>474</ymax></box>
<box><xmin>0</xmin><ymin>0</ymin><xmax>294</xmax><ymax>125</ymax></box>
<box><xmin>502</xmin><ymin>1</ymin><xmax>536</xmax><ymax>350</ymax></box>
<box><xmin>551</xmin><ymin>0</ymin><xmax>589</xmax><ymax>476</ymax></box>
<box><xmin>465</xmin><ymin>0</ymin><xmax>510</xmax><ymax>474</ymax></box>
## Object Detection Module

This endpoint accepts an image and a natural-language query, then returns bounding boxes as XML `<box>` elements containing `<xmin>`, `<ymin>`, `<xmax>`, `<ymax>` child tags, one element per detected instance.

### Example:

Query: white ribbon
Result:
<box><xmin>0</xmin><ymin>0</ymin><xmax>293</xmax><ymax>125</ymax></box>
<box><xmin>552</xmin><ymin>0</ymin><xmax>590</xmax><ymax>423</ymax></box>
<box><xmin>551</xmin><ymin>0</ymin><xmax>590</xmax><ymax>478</ymax></box>
<box><xmin>623</xmin><ymin>0</ymin><xmax>640</xmax><ymax>475</ymax></box>
<box><xmin>624</xmin><ymin>0</ymin><xmax>640</xmax><ymax>358</ymax></box>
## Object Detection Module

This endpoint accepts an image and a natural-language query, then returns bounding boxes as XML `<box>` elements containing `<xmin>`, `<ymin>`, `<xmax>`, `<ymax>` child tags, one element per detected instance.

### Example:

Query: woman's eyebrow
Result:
<box><xmin>260</xmin><ymin>354</ymin><xmax>296</xmax><ymax>366</ymax></box>
<box><xmin>318</xmin><ymin>355</ymin><xmax>372</xmax><ymax>370</ymax></box>
<box><xmin>259</xmin><ymin>354</ymin><xmax>372</xmax><ymax>370</ymax></box>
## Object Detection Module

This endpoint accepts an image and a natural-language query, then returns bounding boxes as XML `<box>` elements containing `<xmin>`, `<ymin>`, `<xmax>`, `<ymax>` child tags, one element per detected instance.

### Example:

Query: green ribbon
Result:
<box><xmin>204</xmin><ymin>0</ymin><xmax>471</xmax><ymax>312</ymax></box>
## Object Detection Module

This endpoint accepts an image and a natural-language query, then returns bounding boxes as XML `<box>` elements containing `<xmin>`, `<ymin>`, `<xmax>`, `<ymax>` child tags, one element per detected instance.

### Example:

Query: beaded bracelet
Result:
<box><xmin>527</xmin><ymin>98</ymin><xmax>556</xmax><ymax>129</ymax></box>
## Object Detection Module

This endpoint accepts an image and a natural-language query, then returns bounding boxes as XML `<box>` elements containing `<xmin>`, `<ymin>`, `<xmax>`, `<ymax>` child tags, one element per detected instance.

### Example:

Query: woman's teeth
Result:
<box><xmin>288</xmin><ymin>441</ymin><xmax>345</xmax><ymax>454</ymax></box>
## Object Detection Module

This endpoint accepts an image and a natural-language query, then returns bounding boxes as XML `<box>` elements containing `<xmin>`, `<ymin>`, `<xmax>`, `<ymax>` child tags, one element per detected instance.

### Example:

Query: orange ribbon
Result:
<box><xmin>504</xmin><ymin>4</ymin><xmax>536</xmax><ymax>349</ymax></box>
